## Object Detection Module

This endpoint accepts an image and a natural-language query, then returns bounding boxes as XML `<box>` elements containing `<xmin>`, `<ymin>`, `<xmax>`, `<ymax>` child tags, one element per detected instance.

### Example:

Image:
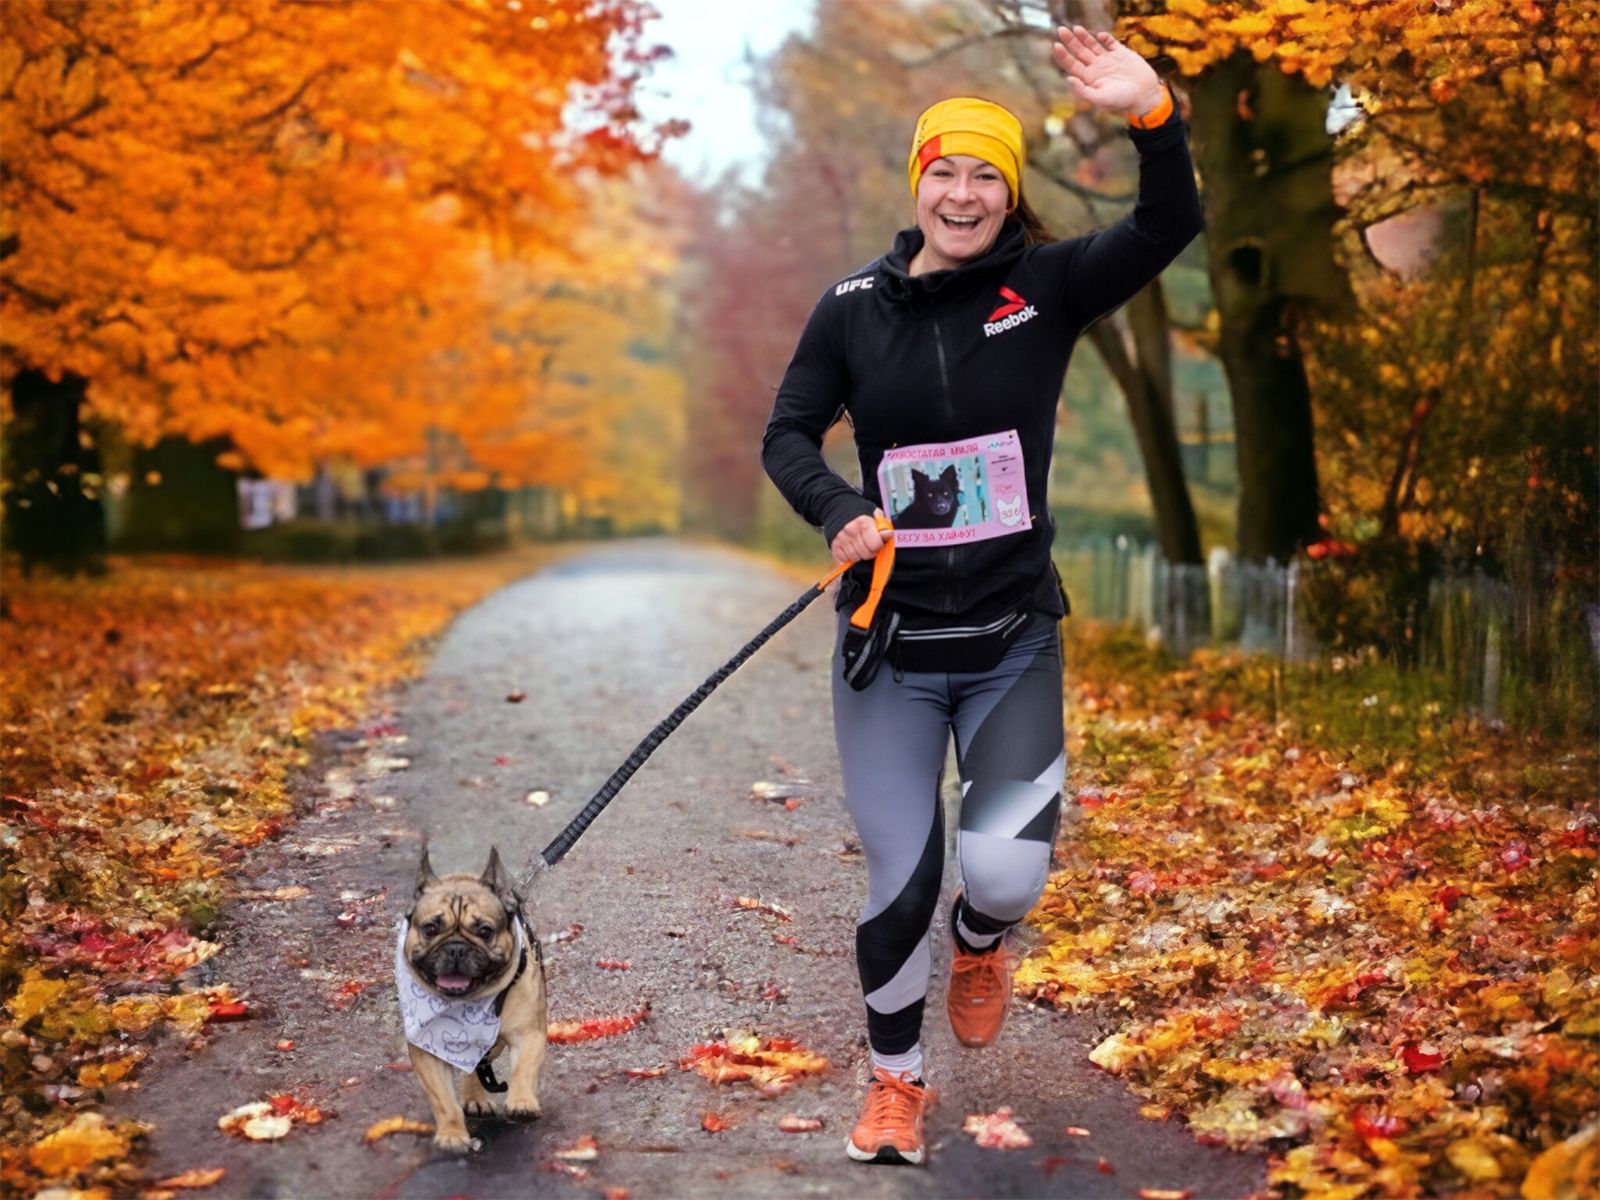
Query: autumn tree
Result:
<box><xmin>1121</xmin><ymin>0</ymin><xmax>1599</xmax><ymax>583</ymax></box>
<box><xmin>1</xmin><ymin>0</ymin><xmax>665</xmax><ymax>569</ymax></box>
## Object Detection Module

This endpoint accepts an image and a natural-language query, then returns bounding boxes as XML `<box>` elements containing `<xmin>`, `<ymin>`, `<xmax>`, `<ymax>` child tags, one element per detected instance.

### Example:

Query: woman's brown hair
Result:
<box><xmin>1015</xmin><ymin>191</ymin><xmax>1054</xmax><ymax>246</ymax></box>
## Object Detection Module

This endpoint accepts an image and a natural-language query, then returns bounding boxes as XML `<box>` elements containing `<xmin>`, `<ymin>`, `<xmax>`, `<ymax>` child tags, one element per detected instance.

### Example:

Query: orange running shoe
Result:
<box><xmin>947</xmin><ymin>933</ymin><xmax>1015</xmax><ymax>1048</ymax></box>
<box><xmin>845</xmin><ymin>1068</ymin><xmax>932</xmax><ymax>1165</ymax></box>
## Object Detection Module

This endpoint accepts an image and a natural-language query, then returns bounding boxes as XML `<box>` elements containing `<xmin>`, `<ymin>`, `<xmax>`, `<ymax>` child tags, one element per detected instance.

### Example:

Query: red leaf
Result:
<box><xmin>1401</xmin><ymin>1042</ymin><xmax>1444</xmax><ymax>1073</ymax></box>
<box><xmin>595</xmin><ymin>959</ymin><xmax>631</xmax><ymax>971</ymax></box>
<box><xmin>206</xmin><ymin>1000</ymin><xmax>249</xmax><ymax>1022</ymax></box>
<box><xmin>505</xmin><ymin>691</ymin><xmax>527</xmax><ymax>703</ymax></box>
<box><xmin>1353</xmin><ymin>1110</ymin><xmax>1409</xmax><ymax>1140</ymax></box>
<box><xmin>547</xmin><ymin>1003</ymin><xmax>650</xmax><ymax>1045</ymax></box>
<box><xmin>1498</xmin><ymin>842</ymin><xmax>1531</xmax><ymax>872</ymax></box>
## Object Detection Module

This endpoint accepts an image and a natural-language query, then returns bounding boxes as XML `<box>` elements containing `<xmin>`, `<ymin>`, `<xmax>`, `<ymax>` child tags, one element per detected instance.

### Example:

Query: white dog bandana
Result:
<box><xmin>394</xmin><ymin>917</ymin><xmax>525</xmax><ymax>1073</ymax></box>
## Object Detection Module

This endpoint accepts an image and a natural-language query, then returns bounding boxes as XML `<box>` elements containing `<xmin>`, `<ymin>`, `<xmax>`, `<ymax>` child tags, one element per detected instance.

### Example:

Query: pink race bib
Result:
<box><xmin>877</xmin><ymin>430</ymin><xmax>1031</xmax><ymax>548</ymax></box>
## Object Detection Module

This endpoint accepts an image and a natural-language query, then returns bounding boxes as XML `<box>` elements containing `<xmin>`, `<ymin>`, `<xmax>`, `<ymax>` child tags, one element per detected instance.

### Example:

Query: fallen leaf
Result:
<box><xmin>252</xmin><ymin>886</ymin><xmax>311</xmax><ymax>901</ymax></box>
<box><xmin>730</xmin><ymin>896</ymin><xmax>792</xmax><ymax>921</ymax></box>
<box><xmin>205</xmin><ymin>1000</ymin><xmax>249</xmax><ymax>1022</ymax></box>
<box><xmin>506</xmin><ymin>690</ymin><xmax>527</xmax><ymax>703</ymax></box>
<box><xmin>547</xmin><ymin>1003</ymin><xmax>650</xmax><ymax>1044</ymax></box>
<box><xmin>553</xmin><ymin>1134</ymin><xmax>599</xmax><ymax>1161</ymax></box>
<box><xmin>273</xmin><ymin>1040</ymin><xmax>295</xmax><ymax>1052</ymax></box>
<box><xmin>963</xmin><ymin>1108</ymin><xmax>1033</xmax><ymax>1149</ymax></box>
<box><xmin>701</xmin><ymin>1112</ymin><xmax>736</xmax><ymax>1132</ymax></box>
<box><xmin>363</xmin><ymin>1116</ymin><xmax>433</xmax><ymax>1142</ymax></box>
<box><xmin>595</xmin><ymin>959</ymin><xmax>631</xmax><ymax>971</ymax></box>
<box><xmin>218</xmin><ymin>1103</ymin><xmax>292</xmax><ymax>1141</ymax></box>
<box><xmin>27</xmin><ymin>1112</ymin><xmax>132</xmax><ymax>1175</ymax></box>
<box><xmin>1401</xmin><ymin>1042</ymin><xmax>1445</xmax><ymax>1074</ymax></box>
<box><xmin>777</xmin><ymin>1116</ymin><xmax>823</xmax><ymax>1133</ymax></box>
<box><xmin>152</xmin><ymin>1167</ymin><xmax>226</xmax><ymax>1190</ymax></box>
<box><xmin>525</xmin><ymin>790</ymin><xmax>550</xmax><ymax>807</ymax></box>
<box><xmin>681</xmin><ymin>1036</ymin><xmax>828</xmax><ymax>1093</ymax></box>
<box><xmin>624</xmin><ymin>1064</ymin><xmax>669</xmax><ymax>1079</ymax></box>
<box><xmin>1065</xmin><ymin>1125</ymin><xmax>1092</xmax><ymax>1137</ymax></box>
<box><xmin>1138</xmin><ymin>1189</ymin><xmax>1193</xmax><ymax>1199</ymax></box>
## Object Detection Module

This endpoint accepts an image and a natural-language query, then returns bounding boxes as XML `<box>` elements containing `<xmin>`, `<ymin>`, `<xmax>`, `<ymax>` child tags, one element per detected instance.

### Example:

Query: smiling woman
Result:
<box><xmin>760</xmin><ymin>24</ymin><xmax>1204</xmax><ymax>1170</ymax></box>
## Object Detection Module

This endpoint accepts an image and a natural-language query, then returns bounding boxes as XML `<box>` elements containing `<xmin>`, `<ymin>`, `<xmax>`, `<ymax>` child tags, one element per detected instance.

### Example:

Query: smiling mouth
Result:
<box><xmin>433</xmin><ymin>973</ymin><xmax>475</xmax><ymax>995</ymax></box>
<box><xmin>940</xmin><ymin>215</ymin><xmax>981</xmax><ymax>231</ymax></box>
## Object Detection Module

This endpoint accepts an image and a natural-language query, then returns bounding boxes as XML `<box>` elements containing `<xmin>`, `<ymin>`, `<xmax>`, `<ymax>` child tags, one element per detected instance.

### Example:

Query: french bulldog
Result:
<box><xmin>398</xmin><ymin>845</ymin><xmax>546</xmax><ymax>1152</ymax></box>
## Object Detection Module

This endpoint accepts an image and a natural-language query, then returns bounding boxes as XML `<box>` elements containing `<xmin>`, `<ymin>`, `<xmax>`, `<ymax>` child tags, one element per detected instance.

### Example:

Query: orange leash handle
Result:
<box><xmin>812</xmin><ymin>515</ymin><xmax>895</xmax><ymax>629</ymax></box>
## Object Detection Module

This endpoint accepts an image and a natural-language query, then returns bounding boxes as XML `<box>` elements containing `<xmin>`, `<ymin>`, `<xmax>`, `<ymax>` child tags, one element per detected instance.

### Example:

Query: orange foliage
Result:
<box><xmin>1023</xmin><ymin>625</ymin><xmax>1600</xmax><ymax>1199</ymax></box>
<box><xmin>0</xmin><ymin>549</ymin><xmax>559</xmax><ymax>1194</ymax></box>
<box><xmin>1</xmin><ymin>0</ymin><xmax>669</xmax><ymax>483</ymax></box>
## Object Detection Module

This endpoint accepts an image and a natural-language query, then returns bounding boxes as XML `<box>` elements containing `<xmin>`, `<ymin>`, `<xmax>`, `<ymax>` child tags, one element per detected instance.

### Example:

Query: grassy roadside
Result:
<box><xmin>0</xmin><ymin>548</ymin><xmax>569</xmax><ymax>1196</ymax></box>
<box><xmin>1025</xmin><ymin>624</ymin><xmax>1598</xmax><ymax>1199</ymax></box>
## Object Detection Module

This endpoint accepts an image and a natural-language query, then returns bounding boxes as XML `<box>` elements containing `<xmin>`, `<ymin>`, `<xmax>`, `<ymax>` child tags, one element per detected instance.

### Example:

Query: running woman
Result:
<box><xmin>761</xmin><ymin>26</ymin><xmax>1203</xmax><ymax>1166</ymax></box>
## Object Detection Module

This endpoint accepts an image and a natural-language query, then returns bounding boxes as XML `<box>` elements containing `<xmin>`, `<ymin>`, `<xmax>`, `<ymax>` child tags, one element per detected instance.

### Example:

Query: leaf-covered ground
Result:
<box><xmin>1025</xmin><ymin>626</ymin><xmax>1599</xmax><ymax>1200</ymax></box>
<box><xmin>0</xmin><ymin>551</ymin><xmax>561</xmax><ymax>1197</ymax></box>
<box><xmin>4</xmin><ymin>557</ymin><xmax>1594</xmax><ymax>1198</ymax></box>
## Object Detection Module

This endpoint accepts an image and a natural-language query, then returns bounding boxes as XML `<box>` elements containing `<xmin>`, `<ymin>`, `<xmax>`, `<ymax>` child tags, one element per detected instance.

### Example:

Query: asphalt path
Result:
<box><xmin>120</xmin><ymin>540</ymin><xmax>1266</xmax><ymax>1199</ymax></box>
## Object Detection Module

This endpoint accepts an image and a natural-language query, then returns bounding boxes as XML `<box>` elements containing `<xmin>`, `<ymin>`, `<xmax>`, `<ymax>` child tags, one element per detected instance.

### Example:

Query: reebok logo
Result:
<box><xmin>835</xmin><ymin>276</ymin><xmax>874</xmax><ymax>296</ymax></box>
<box><xmin>983</xmin><ymin>286</ymin><xmax>1036</xmax><ymax>337</ymax></box>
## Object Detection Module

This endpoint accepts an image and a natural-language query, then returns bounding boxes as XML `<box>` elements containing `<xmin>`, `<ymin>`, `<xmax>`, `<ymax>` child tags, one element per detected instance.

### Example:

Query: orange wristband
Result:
<box><xmin>1128</xmin><ymin>87</ymin><xmax>1173</xmax><ymax>130</ymax></box>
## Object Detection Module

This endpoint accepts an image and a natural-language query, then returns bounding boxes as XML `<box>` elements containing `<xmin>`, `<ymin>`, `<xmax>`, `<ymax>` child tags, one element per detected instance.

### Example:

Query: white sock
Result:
<box><xmin>871</xmin><ymin>1044</ymin><xmax>924</xmax><ymax>1082</ymax></box>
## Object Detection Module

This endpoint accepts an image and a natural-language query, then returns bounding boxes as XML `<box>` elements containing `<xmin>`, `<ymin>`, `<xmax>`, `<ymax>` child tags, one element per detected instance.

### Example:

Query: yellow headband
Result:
<box><xmin>907</xmin><ymin>97</ymin><xmax>1024</xmax><ymax>212</ymax></box>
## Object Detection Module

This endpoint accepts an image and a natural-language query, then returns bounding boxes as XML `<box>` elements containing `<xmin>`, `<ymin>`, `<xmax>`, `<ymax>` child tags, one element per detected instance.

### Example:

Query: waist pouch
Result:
<box><xmin>842</xmin><ymin>603</ymin><xmax>1033</xmax><ymax>688</ymax></box>
<box><xmin>893</xmin><ymin>606</ymin><xmax>1034</xmax><ymax>674</ymax></box>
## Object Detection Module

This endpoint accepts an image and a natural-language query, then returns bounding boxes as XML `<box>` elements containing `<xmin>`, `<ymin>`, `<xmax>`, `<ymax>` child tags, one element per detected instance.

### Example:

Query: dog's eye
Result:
<box><xmin>473</xmin><ymin>923</ymin><xmax>495</xmax><ymax>939</ymax></box>
<box><xmin>421</xmin><ymin>922</ymin><xmax>442</xmax><ymax>937</ymax></box>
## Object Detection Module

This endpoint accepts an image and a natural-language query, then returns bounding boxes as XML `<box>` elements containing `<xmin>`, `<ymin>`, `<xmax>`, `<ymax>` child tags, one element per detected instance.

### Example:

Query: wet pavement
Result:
<box><xmin>120</xmin><ymin>540</ymin><xmax>1267</xmax><ymax>1199</ymax></box>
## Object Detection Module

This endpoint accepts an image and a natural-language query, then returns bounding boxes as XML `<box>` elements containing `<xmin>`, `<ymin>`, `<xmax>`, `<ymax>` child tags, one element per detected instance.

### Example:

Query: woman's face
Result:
<box><xmin>913</xmin><ymin>154</ymin><xmax>1010</xmax><ymax>273</ymax></box>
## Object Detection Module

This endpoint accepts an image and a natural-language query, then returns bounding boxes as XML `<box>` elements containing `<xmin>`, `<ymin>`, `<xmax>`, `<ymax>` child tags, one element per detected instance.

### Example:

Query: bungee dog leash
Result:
<box><xmin>521</xmin><ymin>518</ymin><xmax>895</xmax><ymax>888</ymax></box>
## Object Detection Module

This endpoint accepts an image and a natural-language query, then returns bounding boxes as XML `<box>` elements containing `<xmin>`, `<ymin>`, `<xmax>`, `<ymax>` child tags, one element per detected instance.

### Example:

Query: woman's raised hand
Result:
<box><xmin>1051</xmin><ymin>25</ymin><xmax>1165</xmax><ymax>117</ymax></box>
<box><xmin>831</xmin><ymin>510</ymin><xmax>892</xmax><ymax>565</ymax></box>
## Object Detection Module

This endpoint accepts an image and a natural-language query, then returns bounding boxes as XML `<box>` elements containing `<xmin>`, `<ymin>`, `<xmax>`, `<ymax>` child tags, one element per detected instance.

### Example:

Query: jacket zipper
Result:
<box><xmin>930</xmin><ymin>317</ymin><xmax>961</xmax><ymax>611</ymax></box>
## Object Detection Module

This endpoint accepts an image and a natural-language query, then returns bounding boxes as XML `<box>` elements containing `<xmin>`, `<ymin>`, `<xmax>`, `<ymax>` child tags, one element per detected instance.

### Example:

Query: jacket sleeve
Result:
<box><xmin>761</xmin><ymin>296</ymin><xmax>877</xmax><ymax>545</ymax></box>
<box><xmin>1042</xmin><ymin>109</ymin><xmax>1205</xmax><ymax>327</ymax></box>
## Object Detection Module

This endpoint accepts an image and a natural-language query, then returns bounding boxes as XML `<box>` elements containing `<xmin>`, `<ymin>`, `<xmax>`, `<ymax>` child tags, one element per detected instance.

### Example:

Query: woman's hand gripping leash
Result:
<box><xmin>520</xmin><ymin>518</ymin><xmax>896</xmax><ymax>891</ymax></box>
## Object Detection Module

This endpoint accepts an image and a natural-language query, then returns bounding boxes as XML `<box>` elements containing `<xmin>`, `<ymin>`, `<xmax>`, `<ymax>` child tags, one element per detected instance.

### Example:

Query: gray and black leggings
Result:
<box><xmin>832</xmin><ymin>611</ymin><xmax>1065</xmax><ymax>1062</ymax></box>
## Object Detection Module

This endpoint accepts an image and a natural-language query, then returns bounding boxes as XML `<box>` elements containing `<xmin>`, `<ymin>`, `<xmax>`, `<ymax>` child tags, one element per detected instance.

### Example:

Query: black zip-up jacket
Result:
<box><xmin>761</xmin><ymin>110</ymin><xmax>1203</xmax><ymax>623</ymax></box>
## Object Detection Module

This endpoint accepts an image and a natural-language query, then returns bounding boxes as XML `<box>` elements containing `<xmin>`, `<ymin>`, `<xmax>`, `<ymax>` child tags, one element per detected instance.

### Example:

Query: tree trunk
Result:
<box><xmin>1086</xmin><ymin>300</ymin><xmax>1202</xmax><ymax>566</ymax></box>
<box><xmin>2</xmin><ymin>369</ymin><xmax>107</xmax><ymax>575</ymax></box>
<box><xmin>1185</xmin><ymin>55</ymin><xmax>1349</xmax><ymax>563</ymax></box>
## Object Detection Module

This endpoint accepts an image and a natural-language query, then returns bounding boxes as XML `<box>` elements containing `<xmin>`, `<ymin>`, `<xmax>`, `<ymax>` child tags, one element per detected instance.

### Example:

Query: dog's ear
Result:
<box><xmin>415</xmin><ymin>839</ymin><xmax>442</xmax><ymax>900</ymax></box>
<box><xmin>940</xmin><ymin>465</ymin><xmax>957</xmax><ymax>485</ymax></box>
<box><xmin>911</xmin><ymin>468</ymin><xmax>929</xmax><ymax>486</ymax></box>
<box><xmin>479</xmin><ymin>846</ymin><xmax>521</xmax><ymax>916</ymax></box>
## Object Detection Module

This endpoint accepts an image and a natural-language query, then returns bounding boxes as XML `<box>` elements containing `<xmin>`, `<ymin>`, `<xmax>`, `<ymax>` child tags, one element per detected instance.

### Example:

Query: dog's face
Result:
<box><xmin>913</xmin><ymin>466</ymin><xmax>960</xmax><ymax>516</ymax></box>
<box><xmin>405</xmin><ymin>846</ymin><xmax>520</xmax><ymax>1000</ymax></box>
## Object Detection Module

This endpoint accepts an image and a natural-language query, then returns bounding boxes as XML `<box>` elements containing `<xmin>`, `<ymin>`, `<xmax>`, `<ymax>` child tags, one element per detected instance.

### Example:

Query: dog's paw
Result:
<box><xmin>432</xmin><ymin>1129</ymin><xmax>480</xmax><ymax>1154</ymax></box>
<box><xmin>463</xmin><ymin>1098</ymin><xmax>495</xmax><ymax>1119</ymax></box>
<box><xmin>504</xmin><ymin>1098</ymin><xmax>542</xmax><ymax>1122</ymax></box>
